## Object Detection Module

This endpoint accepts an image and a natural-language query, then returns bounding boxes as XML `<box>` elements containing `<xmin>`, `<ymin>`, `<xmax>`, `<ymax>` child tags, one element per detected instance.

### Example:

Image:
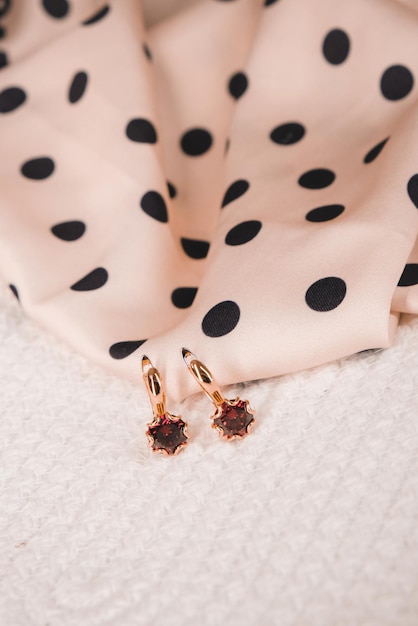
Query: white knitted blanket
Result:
<box><xmin>1</xmin><ymin>284</ymin><xmax>417</xmax><ymax>626</ymax></box>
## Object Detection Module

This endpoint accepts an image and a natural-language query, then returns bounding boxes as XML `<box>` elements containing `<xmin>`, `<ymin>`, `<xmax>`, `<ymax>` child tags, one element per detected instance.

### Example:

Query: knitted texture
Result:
<box><xmin>0</xmin><ymin>284</ymin><xmax>417</xmax><ymax>626</ymax></box>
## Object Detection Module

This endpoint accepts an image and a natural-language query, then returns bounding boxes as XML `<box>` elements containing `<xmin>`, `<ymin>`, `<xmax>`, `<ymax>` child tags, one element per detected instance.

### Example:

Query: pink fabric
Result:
<box><xmin>0</xmin><ymin>0</ymin><xmax>417</xmax><ymax>400</ymax></box>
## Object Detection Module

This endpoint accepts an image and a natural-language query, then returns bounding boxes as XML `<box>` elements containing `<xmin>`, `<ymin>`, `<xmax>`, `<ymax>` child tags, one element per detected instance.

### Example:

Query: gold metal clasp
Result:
<box><xmin>142</xmin><ymin>355</ymin><xmax>166</xmax><ymax>417</ymax></box>
<box><xmin>182</xmin><ymin>348</ymin><xmax>225</xmax><ymax>407</ymax></box>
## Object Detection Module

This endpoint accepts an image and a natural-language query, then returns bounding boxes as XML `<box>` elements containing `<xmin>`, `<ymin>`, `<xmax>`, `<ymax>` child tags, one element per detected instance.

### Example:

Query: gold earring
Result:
<box><xmin>182</xmin><ymin>348</ymin><xmax>255</xmax><ymax>440</ymax></box>
<box><xmin>142</xmin><ymin>355</ymin><xmax>188</xmax><ymax>456</ymax></box>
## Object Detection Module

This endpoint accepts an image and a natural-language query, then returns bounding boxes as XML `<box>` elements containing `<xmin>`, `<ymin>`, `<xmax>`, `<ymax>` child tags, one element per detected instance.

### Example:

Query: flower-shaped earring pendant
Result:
<box><xmin>142</xmin><ymin>355</ymin><xmax>188</xmax><ymax>456</ymax></box>
<box><xmin>182</xmin><ymin>348</ymin><xmax>255</xmax><ymax>440</ymax></box>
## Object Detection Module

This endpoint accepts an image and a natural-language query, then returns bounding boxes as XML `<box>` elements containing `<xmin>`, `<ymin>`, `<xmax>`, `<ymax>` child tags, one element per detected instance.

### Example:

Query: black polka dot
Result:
<box><xmin>407</xmin><ymin>174</ymin><xmax>418</xmax><ymax>209</ymax></box>
<box><xmin>380</xmin><ymin>65</ymin><xmax>414</xmax><ymax>101</ymax></box>
<box><xmin>143</xmin><ymin>43</ymin><xmax>152</xmax><ymax>61</ymax></box>
<box><xmin>305</xmin><ymin>277</ymin><xmax>346</xmax><ymax>312</ymax></box>
<box><xmin>171</xmin><ymin>287</ymin><xmax>198</xmax><ymax>309</ymax></box>
<box><xmin>357</xmin><ymin>348</ymin><xmax>381</xmax><ymax>356</ymax></box>
<box><xmin>68</xmin><ymin>71</ymin><xmax>88</xmax><ymax>104</ymax></box>
<box><xmin>221</xmin><ymin>179</ymin><xmax>250</xmax><ymax>207</ymax></box>
<box><xmin>126</xmin><ymin>118</ymin><xmax>157</xmax><ymax>144</ymax></box>
<box><xmin>202</xmin><ymin>300</ymin><xmax>240</xmax><ymax>337</ymax></box>
<box><xmin>298</xmin><ymin>168</ymin><xmax>335</xmax><ymax>189</ymax></box>
<box><xmin>180</xmin><ymin>237</ymin><xmax>210</xmax><ymax>259</ymax></box>
<box><xmin>322</xmin><ymin>29</ymin><xmax>350</xmax><ymax>65</ymax></box>
<box><xmin>0</xmin><ymin>51</ymin><xmax>8</xmax><ymax>69</ymax></box>
<box><xmin>21</xmin><ymin>157</ymin><xmax>55</xmax><ymax>180</ymax></box>
<box><xmin>228</xmin><ymin>72</ymin><xmax>248</xmax><ymax>100</ymax></box>
<box><xmin>264</xmin><ymin>0</ymin><xmax>279</xmax><ymax>5</ymax></box>
<box><xmin>180</xmin><ymin>128</ymin><xmax>213</xmax><ymax>156</ymax></box>
<box><xmin>82</xmin><ymin>4</ymin><xmax>110</xmax><ymax>25</ymax></box>
<box><xmin>167</xmin><ymin>181</ymin><xmax>177</xmax><ymax>199</ymax></box>
<box><xmin>140</xmin><ymin>191</ymin><xmax>168</xmax><ymax>223</ymax></box>
<box><xmin>0</xmin><ymin>87</ymin><xmax>27</xmax><ymax>113</ymax></box>
<box><xmin>9</xmin><ymin>284</ymin><xmax>19</xmax><ymax>300</ymax></box>
<box><xmin>305</xmin><ymin>204</ymin><xmax>345</xmax><ymax>222</ymax></box>
<box><xmin>225</xmin><ymin>220</ymin><xmax>262</xmax><ymax>246</ymax></box>
<box><xmin>51</xmin><ymin>220</ymin><xmax>86</xmax><ymax>241</ymax></box>
<box><xmin>71</xmin><ymin>267</ymin><xmax>108</xmax><ymax>291</ymax></box>
<box><xmin>0</xmin><ymin>0</ymin><xmax>11</xmax><ymax>17</ymax></box>
<box><xmin>270</xmin><ymin>122</ymin><xmax>305</xmax><ymax>145</ymax></box>
<box><xmin>363</xmin><ymin>137</ymin><xmax>389</xmax><ymax>164</ymax></box>
<box><xmin>109</xmin><ymin>339</ymin><xmax>146</xmax><ymax>360</ymax></box>
<box><xmin>42</xmin><ymin>0</ymin><xmax>69</xmax><ymax>19</ymax></box>
<box><xmin>397</xmin><ymin>264</ymin><xmax>418</xmax><ymax>287</ymax></box>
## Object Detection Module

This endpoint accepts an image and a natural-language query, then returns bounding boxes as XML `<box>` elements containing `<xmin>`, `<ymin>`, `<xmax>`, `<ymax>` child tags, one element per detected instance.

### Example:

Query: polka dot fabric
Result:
<box><xmin>0</xmin><ymin>0</ymin><xmax>418</xmax><ymax>400</ymax></box>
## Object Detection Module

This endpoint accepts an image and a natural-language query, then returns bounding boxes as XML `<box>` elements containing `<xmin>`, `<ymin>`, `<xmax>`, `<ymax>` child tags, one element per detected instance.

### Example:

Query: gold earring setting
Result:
<box><xmin>142</xmin><ymin>355</ymin><xmax>188</xmax><ymax>456</ymax></box>
<box><xmin>182</xmin><ymin>348</ymin><xmax>255</xmax><ymax>440</ymax></box>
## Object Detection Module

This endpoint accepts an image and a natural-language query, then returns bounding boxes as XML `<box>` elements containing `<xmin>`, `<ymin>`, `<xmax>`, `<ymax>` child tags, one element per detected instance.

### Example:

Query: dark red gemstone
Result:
<box><xmin>147</xmin><ymin>414</ymin><xmax>188</xmax><ymax>455</ymax></box>
<box><xmin>213</xmin><ymin>400</ymin><xmax>254</xmax><ymax>439</ymax></box>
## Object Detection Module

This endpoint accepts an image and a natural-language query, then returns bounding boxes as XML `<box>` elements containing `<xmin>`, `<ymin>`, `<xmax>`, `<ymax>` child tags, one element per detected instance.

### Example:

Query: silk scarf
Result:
<box><xmin>0</xmin><ymin>0</ymin><xmax>417</xmax><ymax>399</ymax></box>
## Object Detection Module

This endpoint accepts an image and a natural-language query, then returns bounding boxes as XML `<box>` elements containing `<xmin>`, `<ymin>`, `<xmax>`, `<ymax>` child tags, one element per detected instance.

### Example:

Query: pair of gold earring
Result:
<box><xmin>142</xmin><ymin>348</ymin><xmax>255</xmax><ymax>456</ymax></box>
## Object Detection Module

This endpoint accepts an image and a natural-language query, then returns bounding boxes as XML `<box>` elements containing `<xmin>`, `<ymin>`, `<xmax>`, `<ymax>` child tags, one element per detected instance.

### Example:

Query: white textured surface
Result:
<box><xmin>0</xmin><ymin>284</ymin><xmax>417</xmax><ymax>626</ymax></box>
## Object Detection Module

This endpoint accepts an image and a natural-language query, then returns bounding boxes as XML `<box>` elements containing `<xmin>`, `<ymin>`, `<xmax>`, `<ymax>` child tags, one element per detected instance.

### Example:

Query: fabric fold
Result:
<box><xmin>0</xmin><ymin>0</ymin><xmax>417</xmax><ymax>400</ymax></box>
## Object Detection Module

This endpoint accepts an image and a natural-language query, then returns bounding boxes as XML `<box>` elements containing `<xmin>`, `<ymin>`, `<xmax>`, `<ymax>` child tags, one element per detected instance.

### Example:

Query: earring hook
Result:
<box><xmin>142</xmin><ymin>355</ymin><xmax>166</xmax><ymax>418</ymax></box>
<box><xmin>182</xmin><ymin>348</ymin><xmax>225</xmax><ymax>407</ymax></box>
